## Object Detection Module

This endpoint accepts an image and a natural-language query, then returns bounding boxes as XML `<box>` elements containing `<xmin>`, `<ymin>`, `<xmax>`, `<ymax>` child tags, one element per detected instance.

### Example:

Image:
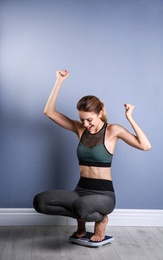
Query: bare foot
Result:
<box><xmin>90</xmin><ymin>215</ymin><xmax>108</xmax><ymax>242</ymax></box>
<box><xmin>72</xmin><ymin>219</ymin><xmax>87</xmax><ymax>238</ymax></box>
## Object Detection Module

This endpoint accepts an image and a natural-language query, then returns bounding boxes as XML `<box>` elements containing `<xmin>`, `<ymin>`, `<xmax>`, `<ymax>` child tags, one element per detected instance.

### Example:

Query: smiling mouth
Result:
<box><xmin>87</xmin><ymin>126</ymin><xmax>93</xmax><ymax>131</ymax></box>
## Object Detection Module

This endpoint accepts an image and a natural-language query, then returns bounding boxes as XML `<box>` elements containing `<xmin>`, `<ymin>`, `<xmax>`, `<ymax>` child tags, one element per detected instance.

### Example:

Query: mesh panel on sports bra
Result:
<box><xmin>80</xmin><ymin>123</ymin><xmax>106</xmax><ymax>148</ymax></box>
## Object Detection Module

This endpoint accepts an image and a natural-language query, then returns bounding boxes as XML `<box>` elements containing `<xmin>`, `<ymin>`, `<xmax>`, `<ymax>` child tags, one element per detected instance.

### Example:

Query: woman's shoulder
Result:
<box><xmin>106</xmin><ymin>123</ymin><xmax>125</xmax><ymax>136</ymax></box>
<box><xmin>107</xmin><ymin>123</ymin><xmax>122</xmax><ymax>131</ymax></box>
<box><xmin>74</xmin><ymin>120</ymin><xmax>85</xmax><ymax>138</ymax></box>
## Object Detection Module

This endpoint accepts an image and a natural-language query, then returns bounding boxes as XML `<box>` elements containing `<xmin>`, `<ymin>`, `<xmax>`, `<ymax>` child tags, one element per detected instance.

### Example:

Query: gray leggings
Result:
<box><xmin>33</xmin><ymin>185</ymin><xmax>116</xmax><ymax>222</ymax></box>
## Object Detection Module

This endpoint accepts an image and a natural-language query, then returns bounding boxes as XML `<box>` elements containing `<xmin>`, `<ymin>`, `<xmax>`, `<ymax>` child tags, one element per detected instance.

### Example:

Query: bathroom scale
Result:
<box><xmin>69</xmin><ymin>232</ymin><xmax>114</xmax><ymax>248</ymax></box>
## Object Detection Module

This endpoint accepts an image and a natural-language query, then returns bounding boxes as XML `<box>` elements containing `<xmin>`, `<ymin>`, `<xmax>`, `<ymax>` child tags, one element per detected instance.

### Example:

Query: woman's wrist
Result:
<box><xmin>55</xmin><ymin>79</ymin><xmax>64</xmax><ymax>87</ymax></box>
<box><xmin>126</xmin><ymin>115</ymin><xmax>133</xmax><ymax>122</ymax></box>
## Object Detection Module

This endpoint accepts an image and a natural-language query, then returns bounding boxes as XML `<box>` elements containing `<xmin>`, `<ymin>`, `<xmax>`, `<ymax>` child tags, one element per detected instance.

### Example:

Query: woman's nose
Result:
<box><xmin>83</xmin><ymin>120</ymin><xmax>89</xmax><ymax>127</ymax></box>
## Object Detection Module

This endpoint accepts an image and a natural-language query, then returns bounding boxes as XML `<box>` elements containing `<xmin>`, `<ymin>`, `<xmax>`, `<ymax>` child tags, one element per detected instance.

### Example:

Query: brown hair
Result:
<box><xmin>77</xmin><ymin>95</ymin><xmax>107</xmax><ymax>123</ymax></box>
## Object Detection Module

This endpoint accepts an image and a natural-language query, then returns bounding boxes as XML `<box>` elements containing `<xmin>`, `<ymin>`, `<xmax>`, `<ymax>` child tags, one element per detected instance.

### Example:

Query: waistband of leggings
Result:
<box><xmin>77</xmin><ymin>177</ymin><xmax>114</xmax><ymax>192</ymax></box>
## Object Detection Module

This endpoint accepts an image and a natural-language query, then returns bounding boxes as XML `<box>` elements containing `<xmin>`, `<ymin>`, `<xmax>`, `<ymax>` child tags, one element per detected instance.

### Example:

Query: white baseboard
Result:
<box><xmin>0</xmin><ymin>208</ymin><xmax>163</xmax><ymax>226</ymax></box>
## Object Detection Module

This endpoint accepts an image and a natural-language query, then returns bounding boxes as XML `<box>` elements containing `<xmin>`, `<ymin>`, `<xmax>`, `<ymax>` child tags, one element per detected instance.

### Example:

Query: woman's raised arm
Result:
<box><xmin>44</xmin><ymin>70</ymin><xmax>81</xmax><ymax>135</ymax></box>
<box><xmin>116</xmin><ymin>104</ymin><xmax>151</xmax><ymax>151</ymax></box>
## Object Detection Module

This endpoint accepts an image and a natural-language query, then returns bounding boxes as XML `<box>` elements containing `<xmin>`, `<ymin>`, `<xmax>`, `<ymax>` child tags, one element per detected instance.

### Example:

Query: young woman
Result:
<box><xmin>33</xmin><ymin>70</ymin><xmax>151</xmax><ymax>242</ymax></box>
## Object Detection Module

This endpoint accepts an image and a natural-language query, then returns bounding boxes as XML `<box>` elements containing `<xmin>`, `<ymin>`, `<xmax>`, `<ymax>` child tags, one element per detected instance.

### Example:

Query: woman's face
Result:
<box><xmin>78</xmin><ymin>110</ymin><xmax>103</xmax><ymax>134</ymax></box>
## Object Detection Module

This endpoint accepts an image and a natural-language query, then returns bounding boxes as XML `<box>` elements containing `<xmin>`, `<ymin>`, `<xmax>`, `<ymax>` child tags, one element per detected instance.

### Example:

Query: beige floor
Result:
<box><xmin>0</xmin><ymin>225</ymin><xmax>163</xmax><ymax>260</ymax></box>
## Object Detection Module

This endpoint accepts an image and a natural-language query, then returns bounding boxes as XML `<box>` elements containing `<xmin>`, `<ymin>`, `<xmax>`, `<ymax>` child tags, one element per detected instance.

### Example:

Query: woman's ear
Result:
<box><xmin>99</xmin><ymin>110</ymin><xmax>103</xmax><ymax>118</ymax></box>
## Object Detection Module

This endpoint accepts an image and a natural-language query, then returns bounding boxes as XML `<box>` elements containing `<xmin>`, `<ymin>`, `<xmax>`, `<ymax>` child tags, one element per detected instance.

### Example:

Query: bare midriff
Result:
<box><xmin>79</xmin><ymin>165</ymin><xmax>112</xmax><ymax>181</ymax></box>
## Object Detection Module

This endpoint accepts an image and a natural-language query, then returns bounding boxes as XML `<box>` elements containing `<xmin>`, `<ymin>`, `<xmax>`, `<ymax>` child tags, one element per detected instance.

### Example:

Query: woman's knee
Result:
<box><xmin>33</xmin><ymin>189</ymin><xmax>79</xmax><ymax>214</ymax></box>
<box><xmin>33</xmin><ymin>193</ymin><xmax>44</xmax><ymax>213</ymax></box>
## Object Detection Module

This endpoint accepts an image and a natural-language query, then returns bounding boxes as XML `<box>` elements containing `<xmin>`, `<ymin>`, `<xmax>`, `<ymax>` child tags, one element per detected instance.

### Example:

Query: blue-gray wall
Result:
<box><xmin>0</xmin><ymin>0</ymin><xmax>163</xmax><ymax>209</ymax></box>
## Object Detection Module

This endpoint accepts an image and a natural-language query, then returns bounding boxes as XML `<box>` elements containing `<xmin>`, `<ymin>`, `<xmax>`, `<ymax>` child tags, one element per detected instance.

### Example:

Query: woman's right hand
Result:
<box><xmin>56</xmin><ymin>70</ymin><xmax>69</xmax><ymax>82</ymax></box>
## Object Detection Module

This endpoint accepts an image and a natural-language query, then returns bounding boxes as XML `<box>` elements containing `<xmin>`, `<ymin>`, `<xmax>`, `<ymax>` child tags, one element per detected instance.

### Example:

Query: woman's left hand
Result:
<box><xmin>124</xmin><ymin>103</ymin><xmax>135</xmax><ymax>119</ymax></box>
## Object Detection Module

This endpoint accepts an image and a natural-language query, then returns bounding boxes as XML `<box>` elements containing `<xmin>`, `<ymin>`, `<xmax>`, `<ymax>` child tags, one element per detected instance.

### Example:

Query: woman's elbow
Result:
<box><xmin>43</xmin><ymin>108</ymin><xmax>56</xmax><ymax>119</ymax></box>
<box><xmin>142</xmin><ymin>143</ymin><xmax>152</xmax><ymax>151</ymax></box>
<box><xmin>43</xmin><ymin>109</ymin><xmax>47</xmax><ymax>116</ymax></box>
<box><xmin>43</xmin><ymin>108</ymin><xmax>51</xmax><ymax>117</ymax></box>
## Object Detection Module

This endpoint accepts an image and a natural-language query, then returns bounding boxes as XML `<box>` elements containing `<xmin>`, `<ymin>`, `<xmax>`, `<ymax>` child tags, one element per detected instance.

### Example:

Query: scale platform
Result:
<box><xmin>69</xmin><ymin>232</ymin><xmax>114</xmax><ymax>248</ymax></box>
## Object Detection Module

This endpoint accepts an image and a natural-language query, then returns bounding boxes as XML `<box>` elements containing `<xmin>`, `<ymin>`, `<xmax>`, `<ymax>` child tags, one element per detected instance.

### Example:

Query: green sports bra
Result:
<box><xmin>77</xmin><ymin>123</ymin><xmax>113</xmax><ymax>167</ymax></box>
